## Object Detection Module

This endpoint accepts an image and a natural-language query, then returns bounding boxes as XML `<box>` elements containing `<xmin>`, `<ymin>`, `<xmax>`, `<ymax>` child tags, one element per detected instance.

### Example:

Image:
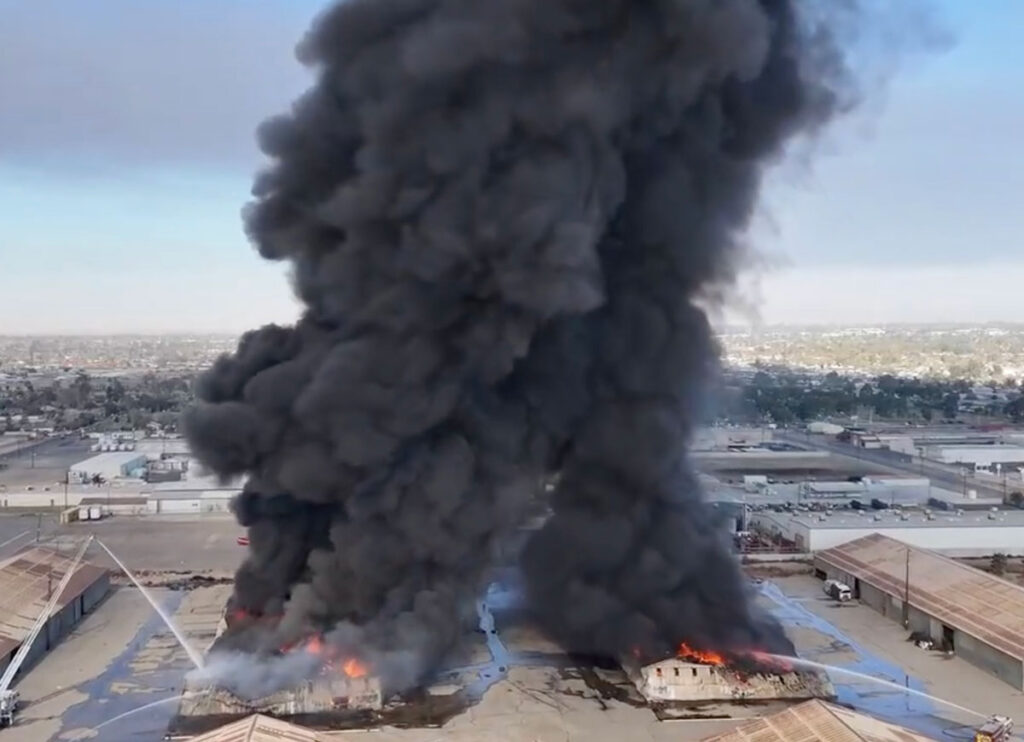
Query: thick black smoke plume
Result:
<box><xmin>186</xmin><ymin>0</ymin><xmax>852</xmax><ymax>692</ymax></box>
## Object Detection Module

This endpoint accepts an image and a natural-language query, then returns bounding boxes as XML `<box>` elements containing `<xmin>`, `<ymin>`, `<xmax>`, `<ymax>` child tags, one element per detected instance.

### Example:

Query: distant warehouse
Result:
<box><xmin>815</xmin><ymin>534</ymin><xmax>1024</xmax><ymax>689</ymax></box>
<box><xmin>749</xmin><ymin>508</ymin><xmax>1024</xmax><ymax>556</ymax></box>
<box><xmin>925</xmin><ymin>445</ymin><xmax>1024</xmax><ymax>468</ymax></box>
<box><xmin>68</xmin><ymin>452</ymin><xmax>147</xmax><ymax>483</ymax></box>
<box><xmin>0</xmin><ymin>545</ymin><xmax>110</xmax><ymax>678</ymax></box>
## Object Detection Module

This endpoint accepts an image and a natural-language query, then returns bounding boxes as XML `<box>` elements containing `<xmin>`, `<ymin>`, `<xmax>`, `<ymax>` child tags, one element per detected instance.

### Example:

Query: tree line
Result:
<box><xmin>722</xmin><ymin>370</ymin><xmax>1023</xmax><ymax>425</ymax></box>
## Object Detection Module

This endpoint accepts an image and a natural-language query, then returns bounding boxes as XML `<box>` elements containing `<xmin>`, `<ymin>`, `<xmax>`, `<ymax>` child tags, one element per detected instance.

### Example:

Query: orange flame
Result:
<box><xmin>305</xmin><ymin>635</ymin><xmax>325</xmax><ymax>655</ymax></box>
<box><xmin>341</xmin><ymin>657</ymin><xmax>368</xmax><ymax>678</ymax></box>
<box><xmin>677</xmin><ymin>642</ymin><xmax>727</xmax><ymax>666</ymax></box>
<box><xmin>284</xmin><ymin>634</ymin><xmax>372</xmax><ymax>679</ymax></box>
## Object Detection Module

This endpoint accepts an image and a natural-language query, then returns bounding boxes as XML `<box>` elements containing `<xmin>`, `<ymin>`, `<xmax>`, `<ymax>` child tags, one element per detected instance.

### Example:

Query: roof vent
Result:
<box><xmin>987</xmin><ymin>512</ymin><xmax>998</xmax><ymax>520</ymax></box>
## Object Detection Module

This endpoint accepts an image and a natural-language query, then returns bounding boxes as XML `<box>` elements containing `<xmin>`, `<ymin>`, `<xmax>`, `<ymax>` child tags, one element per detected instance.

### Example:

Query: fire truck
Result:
<box><xmin>974</xmin><ymin>715</ymin><xmax>1013</xmax><ymax>742</ymax></box>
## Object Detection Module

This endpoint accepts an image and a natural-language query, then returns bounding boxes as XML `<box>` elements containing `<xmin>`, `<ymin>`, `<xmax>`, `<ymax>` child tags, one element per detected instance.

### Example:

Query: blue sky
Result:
<box><xmin>1</xmin><ymin>0</ymin><xmax>1022</xmax><ymax>333</ymax></box>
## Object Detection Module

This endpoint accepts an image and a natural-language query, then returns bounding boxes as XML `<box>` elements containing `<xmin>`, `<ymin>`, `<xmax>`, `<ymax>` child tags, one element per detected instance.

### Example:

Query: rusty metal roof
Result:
<box><xmin>702</xmin><ymin>700</ymin><xmax>937</xmax><ymax>741</ymax></box>
<box><xmin>187</xmin><ymin>714</ymin><xmax>322</xmax><ymax>742</ymax></box>
<box><xmin>816</xmin><ymin>532</ymin><xmax>1024</xmax><ymax>661</ymax></box>
<box><xmin>0</xmin><ymin>544</ymin><xmax>108</xmax><ymax>659</ymax></box>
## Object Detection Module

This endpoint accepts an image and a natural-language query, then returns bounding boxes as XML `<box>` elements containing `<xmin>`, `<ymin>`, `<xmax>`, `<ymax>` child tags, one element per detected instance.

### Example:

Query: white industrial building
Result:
<box><xmin>67</xmin><ymin>452</ymin><xmax>148</xmax><ymax>484</ymax></box>
<box><xmin>147</xmin><ymin>491</ymin><xmax>235</xmax><ymax>514</ymax></box>
<box><xmin>146</xmin><ymin>470</ymin><xmax>242</xmax><ymax>514</ymax></box>
<box><xmin>816</xmin><ymin>534</ymin><xmax>1024</xmax><ymax>688</ymax></box>
<box><xmin>925</xmin><ymin>445</ymin><xmax>1024</xmax><ymax>468</ymax></box>
<box><xmin>749</xmin><ymin>508</ymin><xmax>1024</xmax><ymax>556</ymax></box>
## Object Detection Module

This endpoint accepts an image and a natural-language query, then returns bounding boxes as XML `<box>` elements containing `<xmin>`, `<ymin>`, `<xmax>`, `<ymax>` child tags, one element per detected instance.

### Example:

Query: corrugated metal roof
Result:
<box><xmin>816</xmin><ymin>533</ymin><xmax>1024</xmax><ymax>661</ymax></box>
<box><xmin>69</xmin><ymin>452</ymin><xmax>147</xmax><ymax>470</ymax></box>
<box><xmin>701</xmin><ymin>700</ymin><xmax>937</xmax><ymax>741</ymax></box>
<box><xmin>187</xmin><ymin>714</ymin><xmax>322</xmax><ymax>742</ymax></box>
<box><xmin>0</xmin><ymin>544</ymin><xmax>108</xmax><ymax>659</ymax></box>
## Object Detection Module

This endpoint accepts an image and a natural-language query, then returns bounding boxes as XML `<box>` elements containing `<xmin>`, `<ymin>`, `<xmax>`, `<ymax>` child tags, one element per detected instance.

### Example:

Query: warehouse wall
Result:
<box><xmin>807</xmin><ymin>526</ymin><xmax>1024</xmax><ymax>556</ymax></box>
<box><xmin>815</xmin><ymin>564</ymin><xmax>1024</xmax><ymax>689</ymax></box>
<box><xmin>0</xmin><ymin>573</ymin><xmax>110</xmax><ymax>683</ymax></box>
<box><xmin>857</xmin><ymin>581</ymin><xmax>886</xmax><ymax>613</ymax></box>
<box><xmin>906</xmin><ymin>605</ymin><xmax>932</xmax><ymax>635</ymax></box>
<box><xmin>956</xmin><ymin>631</ymin><xmax>1023</xmax><ymax>689</ymax></box>
<box><xmin>82</xmin><ymin>574</ymin><xmax>109</xmax><ymax>613</ymax></box>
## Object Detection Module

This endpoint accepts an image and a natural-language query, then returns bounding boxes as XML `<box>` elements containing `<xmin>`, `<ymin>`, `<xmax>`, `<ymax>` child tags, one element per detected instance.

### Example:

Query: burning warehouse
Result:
<box><xmin>181</xmin><ymin>0</ymin><xmax>869</xmax><ymax>712</ymax></box>
<box><xmin>172</xmin><ymin>609</ymin><xmax>384</xmax><ymax>736</ymax></box>
<box><xmin>622</xmin><ymin>643</ymin><xmax>833</xmax><ymax>706</ymax></box>
<box><xmin>175</xmin><ymin>675</ymin><xmax>382</xmax><ymax>734</ymax></box>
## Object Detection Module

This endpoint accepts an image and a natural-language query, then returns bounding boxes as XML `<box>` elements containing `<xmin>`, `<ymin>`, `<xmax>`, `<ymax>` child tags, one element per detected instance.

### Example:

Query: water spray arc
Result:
<box><xmin>96</xmin><ymin>540</ymin><xmax>205</xmax><ymax>670</ymax></box>
<box><xmin>89</xmin><ymin>691</ymin><xmax>213</xmax><ymax>734</ymax></box>
<box><xmin>761</xmin><ymin>653</ymin><xmax>988</xmax><ymax>721</ymax></box>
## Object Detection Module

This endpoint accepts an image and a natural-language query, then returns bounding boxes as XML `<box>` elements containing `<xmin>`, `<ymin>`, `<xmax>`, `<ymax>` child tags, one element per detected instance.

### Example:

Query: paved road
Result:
<box><xmin>0</xmin><ymin>512</ymin><xmax>56</xmax><ymax>555</ymax></box>
<box><xmin>55</xmin><ymin>516</ymin><xmax>246</xmax><ymax>573</ymax></box>
<box><xmin>778</xmin><ymin>431</ymin><xmax>1009</xmax><ymax>501</ymax></box>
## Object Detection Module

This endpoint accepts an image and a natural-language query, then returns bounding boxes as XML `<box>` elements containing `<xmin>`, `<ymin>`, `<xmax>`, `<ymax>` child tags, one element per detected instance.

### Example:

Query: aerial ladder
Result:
<box><xmin>0</xmin><ymin>536</ymin><xmax>93</xmax><ymax>727</ymax></box>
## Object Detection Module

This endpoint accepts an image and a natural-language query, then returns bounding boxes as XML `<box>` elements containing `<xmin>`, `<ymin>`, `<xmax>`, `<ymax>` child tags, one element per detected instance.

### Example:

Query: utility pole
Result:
<box><xmin>902</xmin><ymin>546</ymin><xmax>911</xmax><ymax>627</ymax></box>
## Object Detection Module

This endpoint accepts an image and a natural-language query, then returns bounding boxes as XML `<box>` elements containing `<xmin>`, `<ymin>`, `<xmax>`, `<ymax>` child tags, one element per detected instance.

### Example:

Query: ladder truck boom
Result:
<box><xmin>0</xmin><ymin>536</ymin><xmax>93</xmax><ymax>727</ymax></box>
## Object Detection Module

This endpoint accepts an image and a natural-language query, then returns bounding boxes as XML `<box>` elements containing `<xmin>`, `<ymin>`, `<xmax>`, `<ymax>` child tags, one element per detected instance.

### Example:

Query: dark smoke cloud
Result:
<box><xmin>185</xmin><ymin>0</ymin><xmax>855</xmax><ymax>692</ymax></box>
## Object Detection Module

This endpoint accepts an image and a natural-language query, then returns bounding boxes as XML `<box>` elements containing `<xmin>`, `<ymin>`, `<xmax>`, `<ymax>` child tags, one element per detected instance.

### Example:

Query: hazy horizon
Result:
<box><xmin>2</xmin><ymin>0</ymin><xmax>1022</xmax><ymax>333</ymax></box>
<box><xmin>4</xmin><ymin>319</ymin><xmax>1024</xmax><ymax>339</ymax></box>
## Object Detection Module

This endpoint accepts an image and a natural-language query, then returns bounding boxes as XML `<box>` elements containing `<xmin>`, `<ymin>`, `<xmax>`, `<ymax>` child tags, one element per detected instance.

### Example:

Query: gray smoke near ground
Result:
<box><xmin>185</xmin><ymin>0</ymin><xmax>860</xmax><ymax>694</ymax></box>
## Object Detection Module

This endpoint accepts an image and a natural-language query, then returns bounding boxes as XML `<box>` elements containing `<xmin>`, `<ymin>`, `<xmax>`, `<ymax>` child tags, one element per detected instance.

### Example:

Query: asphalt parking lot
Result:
<box><xmin>2</xmin><ymin>512</ymin><xmax>244</xmax><ymax>573</ymax></box>
<box><xmin>0</xmin><ymin>437</ymin><xmax>94</xmax><ymax>489</ymax></box>
<box><xmin>59</xmin><ymin>515</ymin><xmax>246</xmax><ymax>573</ymax></box>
